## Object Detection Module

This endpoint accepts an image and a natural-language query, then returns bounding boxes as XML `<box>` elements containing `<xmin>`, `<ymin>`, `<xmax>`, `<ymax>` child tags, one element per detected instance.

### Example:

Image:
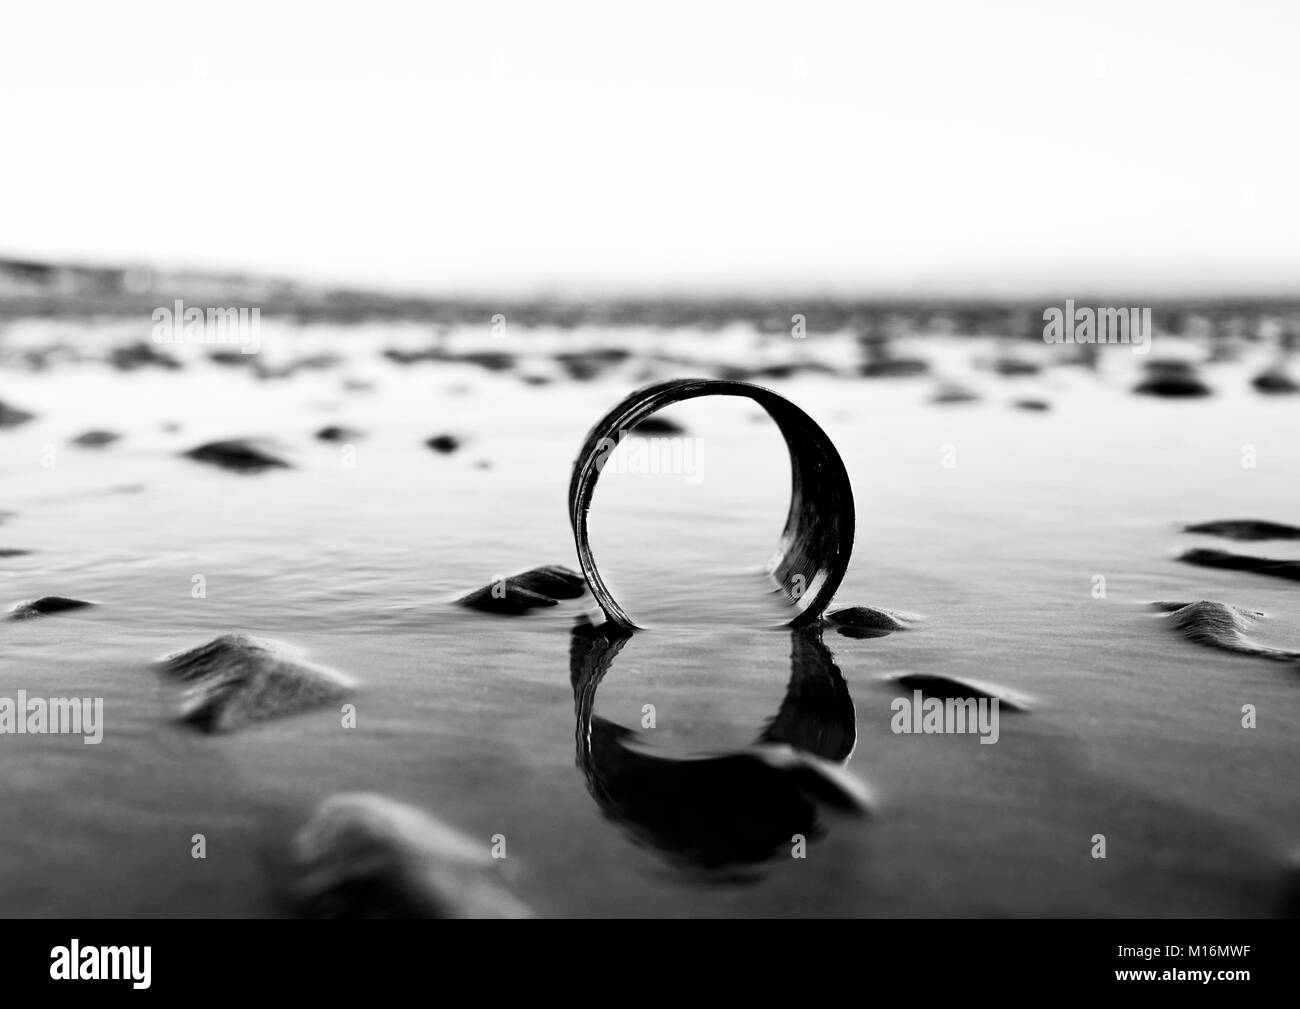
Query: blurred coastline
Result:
<box><xmin>4</xmin><ymin>254</ymin><xmax>1300</xmax><ymax>336</ymax></box>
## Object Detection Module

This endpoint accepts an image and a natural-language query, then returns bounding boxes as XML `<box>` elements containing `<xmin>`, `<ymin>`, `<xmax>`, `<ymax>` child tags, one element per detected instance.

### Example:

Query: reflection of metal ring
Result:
<box><xmin>568</xmin><ymin>379</ymin><xmax>855</xmax><ymax>629</ymax></box>
<box><xmin>568</xmin><ymin>620</ymin><xmax>863</xmax><ymax>870</ymax></box>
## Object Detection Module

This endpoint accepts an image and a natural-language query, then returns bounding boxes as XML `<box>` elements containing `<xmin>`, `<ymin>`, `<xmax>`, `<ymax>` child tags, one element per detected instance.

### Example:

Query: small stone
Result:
<box><xmin>860</xmin><ymin>358</ymin><xmax>929</xmax><ymax>378</ymax></box>
<box><xmin>554</xmin><ymin>349</ymin><xmax>627</xmax><ymax>381</ymax></box>
<box><xmin>1178</xmin><ymin>547</ymin><xmax>1300</xmax><ymax>583</ymax></box>
<box><xmin>157</xmin><ymin>632</ymin><xmax>355</xmax><ymax>733</ymax></box>
<box><xmin>1134</xmin><ymin>361</ymin><xmax>1211</xmax><ymax>398</ymax></box>
<box><xmin>456</xmin><ymin>565</ymin><xmax>586</xmax><ymax>615</ymax></box>
<box><xmin>510</xmin><ymin>565</ymin><xmax>587</xmax><ymax>600</ymax></box>
<box><xmin>109</xmin><ymin>342</ymin><xmax>182</xmax><ymax>371</ymax></box>
<box><xmin>293</xmin><ymin>793</ymin><xmax>533</xmax><ymax>918</ymax></box>
<box><xmin>1252</xmin><ymin>367</ymin><xmax>1299</xmax><ymax>394</ymax></box>
<box><xmin>825</xmin><ymin>606</ymin><xmax>918</xmax><ymax>639</ymax></box>
<box><xmin>1150</xmin><ymin>600</ymin><xmax>1297</xmax><ymax>660</ymax></box>
<box><xmin>930</xmin><ymin>383</ymin><xmax>980</xmax><ymax>405</ymax></box>
<box><xmin>9</xmin><ymin>596</ymin><xmax>95</xmax><ymax>620</ymax></box>
<box><xmin>992</xmin><ymin>358</ymin><xmax>1041</xmax><ymax>376</ymax></box>
<box><xmin>1184</xmin><ymin>519</ymin><xmax>1300</xmax><ymax>542</ymax></box>
<box><xmin>425</xmin><ymin>434</ymin><xmax>461</xmax><ymax>454</ymax></box>
<box><xmin>315</xmin><ymin>425</ymin><xmax>363</xmax><ymax>443</ymax></box>
<box><xmin>182</xmin><ymin>439</ymin><xmax>291</xmax><ymax>473</ymax></box>
<box><xmin>0</xmin><ymin>400</ymin><xmax>37</xmax><ymax>428</ymax></box>
<box><xmin>889</xmin><ymin>672</ymin><xmax>1031</xmax><ymax>712</ymax></box>
<box><xmin>209</xmin><ymin>350</ymin><xmax>255</xmax><ymax>367</ymax></box>
<box><xmin>70</xmin><ymin>430</ymin><xmax>121</xmax><ymax>447</ymax></box>
<box><xmin>457</xmin><ymin>583</ymin><xmax>556</xmax><ymax>616</ymax></box>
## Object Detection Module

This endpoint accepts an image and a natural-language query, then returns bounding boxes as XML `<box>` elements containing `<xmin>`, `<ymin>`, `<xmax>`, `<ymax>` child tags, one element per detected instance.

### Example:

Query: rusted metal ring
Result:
<box><xmin>568</xmin><ymin>378</ymin><xmax>855</xmax><ymax>629</ymax></box>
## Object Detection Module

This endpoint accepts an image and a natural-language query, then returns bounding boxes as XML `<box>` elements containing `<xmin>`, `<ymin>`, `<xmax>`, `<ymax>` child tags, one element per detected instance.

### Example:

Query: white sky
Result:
<box><xmin>2</xmin><ymin>1</ymin><xmax>1297</xmax><ymax>296</ymax></box>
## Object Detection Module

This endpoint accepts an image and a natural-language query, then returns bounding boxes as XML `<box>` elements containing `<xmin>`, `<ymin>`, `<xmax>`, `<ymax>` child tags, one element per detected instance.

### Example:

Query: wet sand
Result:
<box><xmin>0</xmin><ymin>317</ymin><xmax>1298</xmax><ymax>916</ymax></box>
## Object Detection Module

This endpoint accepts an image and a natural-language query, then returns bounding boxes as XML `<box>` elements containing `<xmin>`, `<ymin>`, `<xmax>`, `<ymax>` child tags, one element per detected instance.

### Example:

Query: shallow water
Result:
<box><xmin>1</xmin><ymin>321</ymin><xmax>1297</xmax><ymax>916</ymax></box>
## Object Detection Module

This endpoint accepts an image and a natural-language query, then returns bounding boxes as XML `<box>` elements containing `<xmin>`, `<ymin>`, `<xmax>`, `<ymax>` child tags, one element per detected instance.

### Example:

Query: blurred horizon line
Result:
<box><xmin>4</xmin><ymin>249</ymin><xmax>1300</xmax><ymax>309</ymax></box>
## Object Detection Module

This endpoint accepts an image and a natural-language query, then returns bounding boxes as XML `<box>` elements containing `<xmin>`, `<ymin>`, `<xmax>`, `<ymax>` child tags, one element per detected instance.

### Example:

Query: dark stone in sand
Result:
<box><xmin>1178</xmin><ymin>547</ymin><xmax>1300</xmax><ymax>583</ymax></box>
<box><xmin>725</xmin><ymin>362</ymin><xmax>841</xmax><ymax>381</ymax></box>
<box><xmin>109</xmin><ymin>342</ymin><xmax>182</xmax><ymax>371</ymax></box>
<box><xmin>158</xmin><ymin>632</ymin><xmax>356</xmax><ymax>733</ymax></box>
<box><xmin>209</xmin><ymin>350</ymin><xmax>255</xmax><ymax>367</ymax></box>
<box><xmin>383</xmin><ymin>349</ymin><xmax>516</xmax><ymax>373</ymax></box>
<box><xmin>827</xmin><ymin>610</ymin><xmax>897</xmax><ymax>630</ymax></box>
<box><xmin>286</xmin><ymin>355</ymin><xmax>341</xmax><ymax>376</ymax></box>
<box><xmin>457</xmin><ymin>565</ymin><xmax>586</xmax><ymax>615</ymax></box>
<box><xmin>1150</xmin><ymin>600</ymin><xmax>1297</xmax><ymax>660</ymax></box>
<box><xmin>382</xmin><ymin>348</ymin><xmax>435</xmax><ymax>365</ymax></box>
<box><xmin>458</xmin><ymin>583</ymin><xmax>555</xmax><ymax>615</ymax></box>
<box><xmin>992</xmin><ymin>358</ymin><xmax>1041</xmax><ymax>376</ymax></box>
<box><xmin>861</xmin><ymin>358</ymin><xmax>929</xmax><ymax>378</ymax></box>
<box><xmin>554</xmin><ymin>349</ymin><xmax>629</xmax><ymax>381</ymax></box>
<box><xmin>293</xmin><ymin>793</ymin><xmax>533</xmax><ymax>918</ymax></box>
<box><xmin>315</xmin><ymin>425</ymin><xmax>363</xmax><ymax>443</ymax></box>
<box><xmin>1013</xmin><ymin>398</ymin><xmax>1051</xmax><ymax>411</ymax></box>
<box><xmin>785</xmin><ymin>362</ymin><xmax>842</xmax><ymax>378</ymax></box>
<box><xmin>1134</xmin><ymin>361</ymin><xmax>1211</xmax><ymax>398</ymax></box>
<box><xmin>1252</xmin><ymin>367</ymin><xmax>1299</xmax><ymax>394</ymax></box>
<box><xmin>1184</xmin><ymin>520</ymin><xmax>1300</xmax><ymax>542</ymax></box>
<box><xmin>0</xmin><ymin>549</ymin><xmax>33</xmax><ymax>558</ymax></box>
<box><xmin>631</xmin><ymin>415</ymin><xmax>685</xmax><ymax>435</ymax></box>
<box><xmin>825</xmin><ymin>605</ymin><xmax>918</xmax><ymax>639</ymax></box>
<box><xmin>425</xmin><ymin>434</ymin><xmax>460</xmax><ymax>454</ymax></box>
<box><xmin>930</xmin><ymin>383</ymin><xmax>980</xmax><ymax>404</ymax></box>
<box><xmin>301</xmin><ymin>353</ymin><xmax>343</xmax><ymax>370</ymax></box>
<box><xmin>182</xmin><ymin>439</ymin><xmax>291</xmax><ymax>473</ymax></box>
<box><xmin>70</xmin><ymin>430</ymin><xmax>120</xmax><ymax>447</ymax></box>
<box><xmin>9</xmin><ymin>596</ymin><xmax>94</xmax><ymax>620</ymax></box>
<box><xmin>0</xmin><ymin>400</ymin><xmax>37</xmax><ymax>428</ymax></box>
<box><xmin>510</xmin><ymin>564</ymin><xmax>586</xmax><ymax>599</ymax></box>
<box><xmin>1134</xmin><ymin>374</ymin><xmax>1213</xmax><ymax>397</ymax></box>
<box><xmin>457</xmin><ymin>351</ymin><xmax>517</xmax><ymax>373</ymax></box>
<box><xmin>890</xmin><ymin>672</ymin><xmax>1030</xmax><ymax>712</ymax></box>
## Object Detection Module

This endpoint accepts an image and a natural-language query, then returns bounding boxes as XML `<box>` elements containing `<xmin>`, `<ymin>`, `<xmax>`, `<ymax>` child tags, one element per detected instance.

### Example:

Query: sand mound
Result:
<box><xmin>293</xmin><ymin>793</ymin><xmax>532</xmax><ymax>918</ymax></box>
<box><xmin>158</xmin><ymin>633</ymin><xmax>355</xmax><ymax>732</ymax></box>
<box><xmin>1151</xmin><ymin>600</ymin><xmax>1298</xmax><ymax>661</ymax></box>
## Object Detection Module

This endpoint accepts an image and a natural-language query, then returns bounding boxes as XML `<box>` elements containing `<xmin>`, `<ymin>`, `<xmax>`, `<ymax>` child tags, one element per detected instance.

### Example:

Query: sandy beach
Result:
<box><xmin>1</xmin><ymin>306</ymin><xmax>1296</xmax><ymax>917</ymax></box>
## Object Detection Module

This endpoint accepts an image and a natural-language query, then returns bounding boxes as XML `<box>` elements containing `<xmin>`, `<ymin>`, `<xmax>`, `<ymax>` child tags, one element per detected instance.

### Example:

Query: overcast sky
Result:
<box><xmin>2</xmin><ymin>1</ymin><xmax>1297</xmax><ymax>296</ymax></box>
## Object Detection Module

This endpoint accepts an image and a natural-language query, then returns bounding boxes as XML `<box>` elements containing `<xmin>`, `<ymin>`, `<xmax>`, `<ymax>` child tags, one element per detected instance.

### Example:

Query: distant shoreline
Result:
<box><xmin>3</xmin><ymin>254</ymin><xmax>1300</xmax><ymax>330</ymax></box>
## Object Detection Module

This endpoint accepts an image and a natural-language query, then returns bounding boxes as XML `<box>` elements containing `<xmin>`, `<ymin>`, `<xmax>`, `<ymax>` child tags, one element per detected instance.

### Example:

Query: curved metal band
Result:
<box><xmin>568</xmin><ymin>378</ymin><xmax>855</xmax><ymax>629</ymax></box>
